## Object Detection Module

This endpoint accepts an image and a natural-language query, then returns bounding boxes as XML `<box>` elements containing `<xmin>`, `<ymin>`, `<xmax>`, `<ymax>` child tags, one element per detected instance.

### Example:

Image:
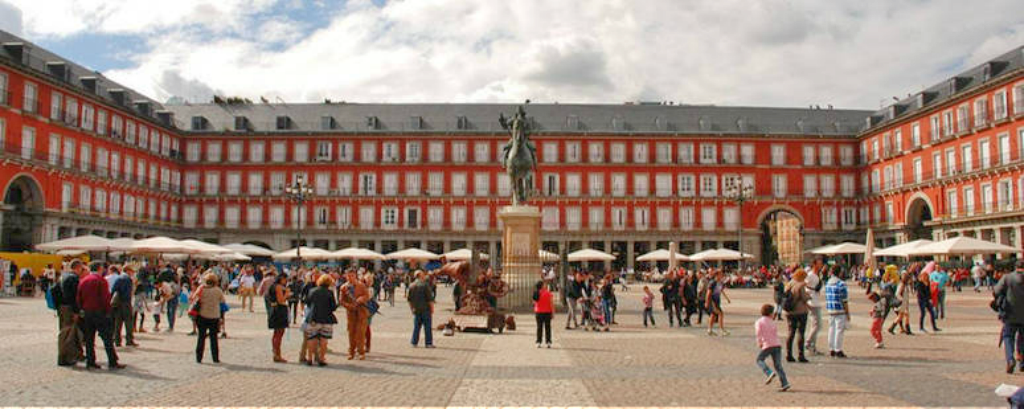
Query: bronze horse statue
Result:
<box><xmin>499</xmin><ymin>106</ymin><xmax>537</xmax><ymax>206</ymax></box>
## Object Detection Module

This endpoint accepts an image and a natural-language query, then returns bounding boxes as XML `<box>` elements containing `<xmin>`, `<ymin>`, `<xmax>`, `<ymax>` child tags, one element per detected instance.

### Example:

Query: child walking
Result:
<box><xmin>868</xmin><ymin>292</ymin><xmax>885</xmax><ymax>348</ymax></box>
<box><xmin>755</xmin><ymin>304</ymin><xmax>791</xmax><ymax>392</ymax></box>
<box><xmin>642</xmin><ymin>286</ymin><xmax>656</xmax><ymax>328</ymax></box>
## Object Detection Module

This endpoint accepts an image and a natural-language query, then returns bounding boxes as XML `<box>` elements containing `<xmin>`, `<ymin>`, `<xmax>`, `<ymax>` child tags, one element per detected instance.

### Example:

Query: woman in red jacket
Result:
<box><xmin>533</xmin><ymin>280</ymin><xmax>554</xmax><ymax>348</ymax></box>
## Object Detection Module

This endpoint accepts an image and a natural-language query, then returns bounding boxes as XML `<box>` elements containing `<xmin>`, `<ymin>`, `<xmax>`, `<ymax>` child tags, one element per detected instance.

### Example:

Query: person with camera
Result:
<box><xmin>995</xmin><ymin>260</ymin><xmax>1024</xmax><ymax>374</ymax></box>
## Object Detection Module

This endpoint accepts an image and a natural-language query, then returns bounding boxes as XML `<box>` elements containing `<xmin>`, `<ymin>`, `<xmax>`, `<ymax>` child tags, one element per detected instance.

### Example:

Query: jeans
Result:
<box><xmin>565</xmin><ymin>297</ymin><xmax>579</xmax><ymax>328</ymax></box>
<box><xmin>667</xmin><ymin>300</ymin><xmax>682</xmax><ymax>326</ymax></box>
<box><xmin>412</xmin><ymin>311</ymin><xmax>433</xmax><ymax>346</ymax></box>
<box><xmin>756</xmin><ymin>346</ymin><xmax>789</xmax><ymax>387</ymax></box>
<box><xmin>602</xmin><ymin>299</ymin><xmax>614</xmax><ymax>324</ymax></box>
<box><xmin>535</xmin><ymin>312</ymin><xmax>552</xmax><ymax>344</ymax></box>
<box><xmin>936</xmin><ymin>290</ymin><xmax>947</xmax><ymax>319</ymax></box>
<box><xmin>918</xmin><ymin>299</ymin><xmax>938</xmax><ymax>330</ymax></box>
<box><xmin>196</xmin><ymin>316</ymin><xmax>220</xmax><ymax>362</ymax></box>
<box><xmin>166</xmin><ymin>298</ymin><xmax>179</xmax><ymax>330</ymax></box>
<box><xmin>806</xmin><ymin>307</ymin><xmax>822</xmax><ymax>352</ymax></box>
<box><xmin>80</xmin><ymin>311</ymin><xmax>118</xmax><ymax>366</ymax></box>
<box><xmin>112</xmin><ymin>303</ymin><xmax>134</xmax><ymax>345</ymax></box>
<box><xmin>786</xmin><ymin>313</ymin><xmax>807</xmax><ymax>359</ymax></box>
<box><xmin>828</xmin><ymin>314</ymin><xmax>847</xmax><ymax>352</ymax></box>
<box><xmin>1002</xmin><ymin>323</ymin><xmax>1024</xmax><ymax>365</ymax></box>
<box><xmin>643</xmin><ymin>307</ymin><xmax>656</xmax><ymax>327</ymax></box>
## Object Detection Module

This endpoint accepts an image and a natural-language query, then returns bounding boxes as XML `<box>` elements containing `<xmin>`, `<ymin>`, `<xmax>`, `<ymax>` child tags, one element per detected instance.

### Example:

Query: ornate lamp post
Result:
<box><xmin>725</xmin><ymin>177</ymin><xmax>754</xmax><ymax>269</ymax></box>
<box><xmin>285</xmin><ymin>174</ymin><xmax>314</xmax><ymax>263</ymax></box>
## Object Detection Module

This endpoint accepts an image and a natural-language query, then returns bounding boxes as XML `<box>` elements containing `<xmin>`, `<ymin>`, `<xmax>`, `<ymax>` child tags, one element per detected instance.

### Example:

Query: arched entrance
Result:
<box><xmin>906</xmin><ymin>196</ymin><xmax>934</xmax><ymax>240</ymax></box>
<box><xmin>758</xmin><ymin>207</ymin><xmax>804</xmax><ymax>267</ymax></box>
<box><xmin>2</xmin><ymin>175</ymin><xmax>45</xmax><ymax>251</ymax></box>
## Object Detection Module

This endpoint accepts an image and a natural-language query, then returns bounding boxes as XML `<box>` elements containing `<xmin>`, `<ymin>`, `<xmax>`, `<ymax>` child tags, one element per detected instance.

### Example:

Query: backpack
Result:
<box><xmin>781</xmin><ymin>286</ymin><xmax>796</xmax><ymax>313</ymax></box>
<box><xmin>366</xmin><ymin>298</ymin><xmax>381</xmax><ymax>316</ymax></box>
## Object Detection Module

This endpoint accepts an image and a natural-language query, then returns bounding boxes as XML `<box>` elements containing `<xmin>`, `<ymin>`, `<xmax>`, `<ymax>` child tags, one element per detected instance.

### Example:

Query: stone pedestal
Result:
<box><xmin>498</xmin><ymin>205</ymin><xmax>541</xmax><ymax>311</ymax></box>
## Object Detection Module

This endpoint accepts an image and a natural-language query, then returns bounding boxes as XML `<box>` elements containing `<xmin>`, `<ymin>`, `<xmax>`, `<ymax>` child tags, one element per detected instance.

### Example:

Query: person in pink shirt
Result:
<box><xmin>755</xmin><ymin>304</ymin><xmax>790</xmax><ymax>392</ymax></box>
<box><xmin>642</xmin><ymin>286</ymin><xmax>656</xmax><ymax>328</ymax></box>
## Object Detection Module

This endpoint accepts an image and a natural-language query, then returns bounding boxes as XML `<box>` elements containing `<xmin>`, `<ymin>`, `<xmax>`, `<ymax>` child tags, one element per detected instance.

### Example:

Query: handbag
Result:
<box><xmin>45</xmin><ymin>288</ymin><xmax>56</xmax><ymax>310</ymax></box>
<box><xmin>220</xmin><ymin>301</ymin><xmax>230</xmax><ymax>313</ymax></box>
<box><xmin>188</xmin><ymin>287</ymin><xmax>204</xmax><ymax>318</ymax></box>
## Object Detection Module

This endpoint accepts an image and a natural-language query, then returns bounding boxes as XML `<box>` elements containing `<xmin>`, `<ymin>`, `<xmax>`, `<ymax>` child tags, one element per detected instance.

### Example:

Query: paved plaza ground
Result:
<box><xmin>0</xmin><ymin>282</ymin><xmax>1012</xmax><ymax>407</ymax></box>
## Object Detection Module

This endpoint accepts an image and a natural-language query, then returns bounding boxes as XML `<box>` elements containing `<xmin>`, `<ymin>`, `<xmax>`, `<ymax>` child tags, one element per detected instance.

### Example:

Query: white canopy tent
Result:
<box><xmin>210</xmin><ymin>252</ymin><xmax>252</xmax><ymax>262</ymax></box>
<box><xmin>690</xmin><ymin>248</ymin><xmax>754</xmax><ymax>262</ymax></box>
<box><xmin>907</xmin><ymin>236</ymin><xmax>1019</xmax><ymax>256</ymax></box>
<box><xmin>331</xmin><ymin>247</ymin><xmax>386</xmax><ymax>261</ymax></box>
<box><xmin>636</xmin><ymin>249</ymin><xmax>690</xmax><ymax>262</ymax></box>
<box><xmin>873</xmin><ymin>239</ymin><xmax>934</xmax><ymax>258</ymax></box>
<box><xmin>539</xmin><ymin>249</ymin><xmax>560</xmax><ymax>262</ymax></box>
<box><xmin>386</xmin><ymin>248</ymin><xmax>440</xmax><ymax>261</ymax></box>
<box><xmin>222</xmin><ymin>243</ymin><xmax>276</xmax><ymax>257</ymax></box>
<box><xmin>567</xmin><ymin>248</ymin><xmax>616</xmax><ymax>262</ymax></box>
<box><xmin>273</xmin><ymin>247</ymin><xmax>334</xmax><ymax>261</ymax></box>
<box><xmin>810</xmin><ymin>242</ymin><xmax>867</xmax><ymax>255</ymax></box>
<box><xmin>179</xmin><ymin>239</ymin><xmax>233</xmax><ymax>255</ymax></box>
<box><xmin>35</xmin><ymin>235</ymin><xmax>114</xmax><ymax>252</ymax></box>
<box><xmin>443</xmin><ymin>248</ymin><xmax>490</xmax><ymax>261</ymax></box>
<box><xmin>129</xmin><ymin>237</ymin><xmax>202</xmax><ymax>254</ymax></box>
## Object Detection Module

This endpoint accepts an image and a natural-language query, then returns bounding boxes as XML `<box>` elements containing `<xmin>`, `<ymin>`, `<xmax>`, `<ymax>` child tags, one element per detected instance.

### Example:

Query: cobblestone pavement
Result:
<box><xmin>0</xmin><ymin>283</ymin><xmax>1011</xmax><ymax>406</ymax></box>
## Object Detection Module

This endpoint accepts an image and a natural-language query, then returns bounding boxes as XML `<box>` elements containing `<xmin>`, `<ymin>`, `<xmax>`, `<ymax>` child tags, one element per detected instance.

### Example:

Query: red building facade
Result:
<box><xmin>0</xmin><ymin>30</ymin><xmax>1021</xmax><ymax>267</ymax></box>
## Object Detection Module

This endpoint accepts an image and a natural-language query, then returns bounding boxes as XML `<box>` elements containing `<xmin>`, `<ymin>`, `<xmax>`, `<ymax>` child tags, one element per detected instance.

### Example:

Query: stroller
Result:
<box><xmin>582</xmin><ymin>295</ymin><xmax>608</xmax><ymax>332</ymax></box>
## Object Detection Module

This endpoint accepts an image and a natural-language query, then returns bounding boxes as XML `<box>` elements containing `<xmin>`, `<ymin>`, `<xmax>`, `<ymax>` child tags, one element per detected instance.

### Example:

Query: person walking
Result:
<box><xmin>341</xmin><ymin>269</ymin><xmax>371</xmax><ymax>359</ymax></box>
<box><xmin>564</xmin><ymin>273</ymin><xmax>582</xmax><ymax>330</ymax></box>
<box><xmin>533</xmin><ymin>280</ymin><xmax>554</xmax><ymax>348</ymax></box>
<box><xmin>111</xmin><ymin>266</ymin><xmax>137</xmax><ymax>347</ymax></box>
<box><xmin>681</xmin><ymin>272</ymin><xmax>697</xmax><ymax>327</ymax></box>
<box><xmin>824</xmin><ymin>271</ymin><xmax>850</xmax><ymax>358</ymax></box>
<box><xmin>705</xmin><ymin>270</ymin><xmax>731</xmax><ymax>336</ymax></box>
<box><xmin>601</xmin><ymin>274</ymin><xmax>617</xmax><ymax>325</ymax></box>
<box><xmin>929</xmin><ymin>266</ymin><xmax>950</xmax><ymax>319</ymax></box>
<box><xmin>407</xmin><ymin>271</ymin><xmax>435</xmax><ymax>348</ymax></box>
<box><xmin>916</xmin><ymin>272</ymin><xmax>941</xmax><ymax>333</ymax></box>
<box><xmin>304</xmin><ymin>274</ymin><xmax>338</xmax><ymax>366</ymax></box>
<box><xmin>888</xmin><ymin>270</ymin><xmax>914</xmax><ymax>335</ymax></box>
<box><xmin>661</xmin><ymin>272</ymin><xmax>682</xmax><ymax>327</ymax></box>
<box><xmin>973</xmin><ymin>262</ymin><xmax>986</xmax><ymax>293</ymax></box>
<box><xmin>239</xmin><ymin>270</ymin><xmax>256</xmax><ymax>312</ymax></box>
<box><xmin>784</xmin><ymin>270</ymin><xmax>811</xmax><ymax>363</ymax></box>
<box><xmin>868</xmin><ymin>292</ymin><xmax>885</xmax><ymax>349</ymax></box>
<box><xmin>56</xmin><ymin>260</ymin><xmax>86</xmax><ymax>366</ymax></box>
<box><xmin>195</xmin><ymin>273</ymin><xmax>225</xmax><ymax>363</ymax></box>
<box><xmin>77</xmin><ymin>264</ymin><xmax>125</xmax><ymax>370</ymax></box>
<box><xmin>996</xmin><ymin>260</ymin><xmax>1024</xmax><ymax>373</ymax></box>
<box><xmin>755</xmin><ymin>304</ymin><xmax>791</xmax><ymax>392</ymax></box>
<box><xmin>642</xmin><ymin>285</ymin><xmax>656</xmax><ymax>328</ymax></box>
<box><xmin>265</xmin><ymin>274</ymin><xmax>291</xmax><ymax>363</ymax></box>
<box><xmin>804</xmin><ymin>259</ymin><xmax>826</xmax><ymax>355</ymax></box>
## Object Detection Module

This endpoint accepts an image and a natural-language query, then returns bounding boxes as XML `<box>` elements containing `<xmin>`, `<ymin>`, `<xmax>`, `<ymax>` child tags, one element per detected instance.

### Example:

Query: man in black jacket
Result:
<box><xmin>662</xmin><ymin>272</ymin><xmax>682</xmax><ymax>327</ymax></box>
<box><xmin>407</xmin><ymin>271</ymin><xmax>435</xmax><ymax>348</ymax></box>
<box><xmin>57</xmin><ymin>260</ymin><xmax>86</xmax><ymax>366</ymax></box>
<box><xmin>564</xmin><ymin>273</ymin><xmax>583</xmax><ymax>330</ymax></box>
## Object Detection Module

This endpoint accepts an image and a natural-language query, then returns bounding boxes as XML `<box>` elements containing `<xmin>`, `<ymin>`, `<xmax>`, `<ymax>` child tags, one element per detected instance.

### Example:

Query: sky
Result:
<box><xmin>0</xmin><ymin>0</ymin><xmax>1022</xmax><ymax>109</ymax></box>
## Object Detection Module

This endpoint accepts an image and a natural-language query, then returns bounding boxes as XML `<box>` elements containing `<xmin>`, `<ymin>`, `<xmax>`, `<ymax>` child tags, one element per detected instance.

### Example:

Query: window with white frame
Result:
<box><xmin>406</xmin><ymin>172</ymin><xmax>421</xmax><ymax>196</ymax></box>
<box><xmin>359</xmin><ymin>172</ymin><xmax>376</xmax><ymax>196</ymax></box>
<box><xmin>204</xmin><ymin>171</ymin><xmax>220</xmax><ymax>195</ymax></box>
<box><xmin>221</xmin><ymin>206</ymin><xmax>239</xmax><ymax>228</ymax></box>
<box><xmin>656</xmin><ymin>207</ymin><xmax>672</xmax><ymax>231</ymax></box>
<box><xmin>428</xmin><ymin>141</ymin><xmax>444</xmax><ymax>162</ymax></box>
<box><xmin>248</xmin><ymin>172</ymin><xmax>263</xmax><ymax>195</ymax></box>
<box><xmin>474</xmin><ymin>142</ymin><xmax>490</xmax><ymax>163</ymax></box>
<box><xmin>474</xmin><ymin>172</ymin><xmax>490</xmax><ymax>196</ymax></box>
<box><xmin>885</xmin><ymin>202</ymin><xmax>895</xmax><ymax>224</ymax></box>
<box><xmin>982</xmin><ymin>183</ymin><xmax>994</xmax><ymax>213</ymax></box>
<box><xmin>680</xmin><ymin>207</ymin><xmax>695</xmax><ymax>231</ymax></box>
<box><xmin>61</xmin><ymin>182</ymin><xmax>72</xmax><ymax>211</ymax></box>
<box><xmin>633</xmin><ymin>142</ymin><xmax>648</xmax><ymax>163</ymax></box>
<box><xmin>841</xmin><ymin>208</ymin><xmax>855</xmax><ymax>230</ymax></box>
<box><xmin>701</xmin><ymin>207</ymin><xmax>717</xmax><ymax>231</ymax></box>
<box><xmin>184</xmin><ymin>172</ymin><xmax>199</xmax><ymax>195</ymax></box>
<box><xmin>338</xmin><ymin>141</ymin><xmax>353</xmax><ymax>162</ymax></box>
<box><xmin>995</xmin><ymin>90</ymin><xmax>1008</xmax><ymax>120</ymax></box>
<box><xmin>337</xmin><ymin>172</ymin><xmax>352</xmax><ymax>195</ymax></box>
<box><xmin>912</xmin><ymin>158</ymin><xmax>923</xmax><ymax>183</ymax></box>
<box><xmin>316</xmin><ymin>141</ymin><xmax>332</xmax><ymax>161</ymax></box>
<box><xmin>870</xmin><ymin>170</ymin><xmax>880</xmax><ymax>193</ymax></box>
<box><xmin>883</xmin><ymin>166</ymin><xmax>893</xmax><ymax>190</ymax></box>
<box><xmin>678</xmin><ymin>174</ymin><xmax>695</xmax><ymax>197</ymax></box>
<box><xmin>381</xmin><ymin>207</ymin><xmax>399</xmax><ymax>230</ymax></box>
<box><xmin>451</xmin><ymin>172</ymin><xmax>467</xmax><ymax>196</ymax></box>
<box><xmin>771</xmin><ymin>144</ymin><xmax>786</xmax><ymax>165</ymax></box>
<box><xmin>999</xmin><ymin>133</ymin><xmax>1011</xmax><ymax>165</ymax></box>
<box><xmin>942</xmin><ymin>110</ymin><xmax>953</xmax><ymax>136</ymax></box>
<box><xmin>678</xmin><ymin>142</ymin><xmax>694</xmax><ymax>164</ymax></box>
<box><xmin>94</xmin><ymin>189</ymin><xmax>106</xmax><ymax>213</ymax></box>
<box><xmin>655</xmin><ymin>173</ymin><xmax>672</xmax><ymax>197</ymax></box>
<box><xmin>975</xmin><ymin>98</ymin><xmax>989</xmax><ymax>127</ymax></box>
<box><xmin>721</xmin><ymin>143</ymin><xmax>737</xmax><ymax>164</ymax></box>
<box><xmin>610</xmin><ymin>142</ymin><xmax>625</xmax><ymax>163</ymax></box>
<box><xmin>803</xmin><ymin>174</ymin><xmax>817</xmax><ymax>197</ymax></box>
<box><xmin>542</xmin><ymin>173</ymin><xmax>559</xmax><ymax>196</ymax></box>
<box><xmin>699</xmin><ymin>143</ymin><xmax>716</xmax><ymax>164</ymax></box>
<box><xmin>333</xmin><ymin>206</ymin><xmax>350</xmax><ymax>229</ymax></box>
<box><xmin>565</xmin><ymin>141</ymin><xmax>580</xmax><ymax>163</ymax></box>
<box><xmin>405</xmin><ymin>207</ymin><xmax>420</xmax><ymax>229</ymax></box>
<box><xmin>266</xmin><ymin>206</ymin><xmax>283</xmax><ymax>228</ymax></box>
<box><xmin>271</xmin><ymin>141</ymin><xmax>286</xmax><ymax>162</ymax></box>
<box><xmin>498</xmin><ymin>174</ymin><xmax>511</xmax><ymax>197</ymax></box>
<box><xmin>980</xmin><ymin>139</ymin><xmax>992</xmax><ymax>169</ymax></box>
<box><xmin>451</xmin><ymin>206</ymin><xmax>467</xmax><ymax>231</ymax></box>
<box><xmin>382</xmin><ymin>141</ymin><xmax>399</xmax><ymax>162</ymax></box>
<box><xmin>957</xmin><ymin>104</ymin><xmax>970</xmax><ymax>132</ymax></box>
<box><xmin>226</xmin><ymin>172</ymin><xmax>241</xmax><ymax>195</ymax></box>
<box><xmin>656</xmin><ymin>142</ymin><xmax>671</xmax><ymax>164</ymax></box>
<box><xmin>723</xmin><ymin>207</ymin><xmax>739</xmax><ymax>231</ymax></box>
<box><xmin>699</xmin><ymin>174</ymin><xmax>716</xmax><ymax>197</ymax></box>
<box><xmin>611</xmin><ymin>207</ymin><xmax>627</xmax><ymax>230</ymax></box>
<box><xmin>634</xmin><ymin>207</ymin><xmax>650</xmax><ymax>231</ymax></box>
<box><xmin>541</xmin><ymin>207</ymin><xmax>558</xmax><ymax>231</ymax></box>
<box><xmin>740</xmin><ymin>144</ymin><xmax>755</xmax><ymax>164</ymax></box>
<box><xmin>910</xmin><ymin>123</ymin><xmax>921</xmax><ymax>147</ymax></box>
<box><xmin>200</xmin><ymin>205</ymin><xmax>217</xmax><ymax>228</ymax></box>
<box><xmin>588</xmin><ymin>207</ymin><xmax>604</xmax><ymax>230</ymax></box>
<box><xmin>822</xmin><ymin>207</ymin><xmax>838</xmax><ymax>230</ymax></box>
<box><xmin>383</xmin><ymin>172</ymin><xmax>399</xmax><ymax>196</ymax></box>
<box><xmin>819</xmin><ymin>145</ymin><xmax>834</xmax><ymax>166</ymax></box>
<box><xmin>428</xmin><ymin>172</ymin><xmax>444</xmax><ymax>195</ymax></box>
<box><xmin>932</xmin><ymin>152</ymin><xmax>943</xmax><ymax>179</ymax></box>
<box><xmin>565</xmin><ymin>173</ymin><xmax>581</xmax><ymax>197</ymax></box>
<box><xmin>314</xmin><ymin>172</ymin><xmax>330</xmax><ymax>195</ymax></box>
<box><xmin>802</xmin><ymin>145</ymin><xmax>815</xmax><ymax>166</ymax></box>
<box><xmin>452</xmin><ymin>141</ymin><xmax>468</xmax><ymax>163</ymax></box>
<box><xmin>588</xmin><ymin>142</ymin><xmax>604</xmax><ymax>163</ymax></box>
<box><xmin>206</xmin><ymin>141</ymin><xmax>222</xmax><ymax>162</ymax></box>
<box><xmin>964</xmin><ymin>186</ymin><xmax>976</xmax><ymax>215</ymax></box>
<box><xmin>820</xmin><ymin>174</ymin><xmax>835</xmax><ymax>197</ymax></box>
<box><xmin>894</xmin><ymin>129</ymin><xmax>903</xmax><ymax>152</ymax></box>
<box><xmin>428</xmin><ymin>206</ymin><xmax>443</xmax><ymax>230</ymax></box>
<box><xmin>183</xmin><ymin>205</ymin><xmax>198</xmax><ymax>228</ymax></box>
<box><xmin>361</xmin><ymin>141</ymin><xmax>377</xmax><ymax>163</ymax></box>
<box><xmin>472</xmin><ymin>206</ymin><xmax>489</xmax><ymax>231</ymax></box>
<box><xmin>186</xmin><ymin>141</ymin><xmax>200</xmax><ymax>162</ymax></box>
<box><xmin>772</xmin><ymin>174</ymin><xmax>787</xmax><ymax>198</ymax></box>
<box><xmin>589</xmin><ymin>173</ymin><xmax>604</xmax><ymax>197</ymax></box>
<box><xmin>840</xmin><ymin>175</ymin><xmax>854</xmax><ymax>197</ymax></box>
<box><xmin>312</xmin><ymin>206</ymin><xmax>328</xmax><ymax>228</ymax></box>
<box><xmin>565</xmin><ymin>207</ymin><xmax>581</xmax><ymax>231</ymax></box>
<box><xmin>962</xmin><ymin>144</ymin><xmax>973</xmax><ymax>172</ymax></box>
<box><xmin>355</xmin><ymin>206</ymin><xmax>374</xmax><ymax>230</ymax></box>
<box><xmin>406</xmin><ymin>141</ymin><xmax>421</xmax><ymax>163</ymax></box>
<box><xmin>998</xmin><ymin>179</ymin><xmax>1013</xmax><ymax>211</ymax></box>
<box><xmin>611</xmin><ymin>173</ymin><xmax>626</xmax><ymax>197</ymax></box>
<box><xmin>633</xmin><ymin>173</ymin><xmax>649</xmax><ymax>197</ymax></box>
<box><xmin>542</xmin><ymin>142</ymin><xmax>558</xmax><ymax>163</ymax></box>
<box><xmin>946</xmin><ymin>189</ymin><xmax>959</xmax><ymax>218</ymax></box>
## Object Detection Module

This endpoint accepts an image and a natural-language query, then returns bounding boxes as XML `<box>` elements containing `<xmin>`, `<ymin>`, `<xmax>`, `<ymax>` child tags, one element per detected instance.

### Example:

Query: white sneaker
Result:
<box><xmin>536</xmin><ymin>343</ymin><xmax>541</xmax><ymax>348</ymax></box>
<box><xmin>874</xmin><ymin>342</ymin><xmax>884</xmax><ymax>349</ymax></box>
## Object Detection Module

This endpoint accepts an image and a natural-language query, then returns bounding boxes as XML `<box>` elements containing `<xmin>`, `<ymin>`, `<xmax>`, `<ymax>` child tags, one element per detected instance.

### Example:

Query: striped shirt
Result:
<box><xmin>824</xmin><ymin>277</ymin><xmax>848</xmax><ymax>314</ymax></box>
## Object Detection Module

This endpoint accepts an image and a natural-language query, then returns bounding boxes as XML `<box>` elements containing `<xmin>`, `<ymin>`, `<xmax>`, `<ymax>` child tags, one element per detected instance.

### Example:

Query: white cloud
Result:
<box><xmin>0</xmin><ymin>0</ymin><xmax>23</xmax><ymax>36</ymax></box>
<box><xmin>15</xmin><ymin>0</ymin><xmax>1024</xmax><ymax>108</ymax></box>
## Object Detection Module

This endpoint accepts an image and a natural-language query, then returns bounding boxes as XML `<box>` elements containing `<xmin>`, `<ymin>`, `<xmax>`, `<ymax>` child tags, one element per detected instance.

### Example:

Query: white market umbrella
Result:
<box><xmin>129</xmin><ymin>237</ymin><xmax>201</xmax><ymax>254</ymax></box>
<box><xmin>874</xmin><ymin>239</ymin><xmax>934</xmax><ymax>258</ymax></box>
<box><xmin>690</xmin><ymin>248</ymin><xmax>753</xmax><ymax>262</ymax></box>
<box><xmin>636</xmin><ymin>249</ymin><xmax>690</xmax><ymax>262</ymax></box>
<box><xmin>443</xmin><ymin>248</ymin><xmax>490</xmax><ymax>261</ymax></box>
<box><xmin>865</xmin><ymin>229</ymin><xmax>877</xmax><ymax>274</ymax></box>
<box><xmin>386</xmin><ymin>248</ymin><xmax>440</xmax><ymax>261</ymax></box>
<box><xmin>56</xmin><ymin>249</ymin><xmax>88</xmax><ymax>256</ymax></box>
<box><xmin>539</xmin><ymin>249</ymin><xmax>560</xmax><ymax>262</ymax></box>
<box><xmin>907</xmin><ymin>236</ymin><xmax>1019</xmax><ymax>256</ymax></box>
<box><xmin>211</xmin><ymin>252</ymin><xmax>252</xmax><ymax>262</ymax></box>
<box><xmin>222</xmin><ymin>243</ymin><xmax>276</xmax><ymax>257</ymax></box>
<box><xmin>567</xmin><ymin>248</ymin><xmax>616</xmax><ymax>262</ymax></box>
<box><xmin>274</xmin><ymin>247</ymin><xmax>333</xmax><ymax>261</ymax></box>
<box><xmin>811</xmin><ymin>242</ymin><xmax>867</xmax><ymax>255</ymax></box>
<box><xmin>109</xmin><ymin>238</ymin><xmax>136</xmax><ymax>252</ymax></box>
<box><xmin>331</xmin><ymin>247</ymin><xmax>386</xmax><ymax>261</ymax></box>
<box><xmin>35</xmin><ymin>235</ymin><xmax>114</xmax><ymax>252</ymax></box>
<box><xmin>179</xmin><ymin>239</ymin><xmax>233</xmax><ymax>255</ymax></box>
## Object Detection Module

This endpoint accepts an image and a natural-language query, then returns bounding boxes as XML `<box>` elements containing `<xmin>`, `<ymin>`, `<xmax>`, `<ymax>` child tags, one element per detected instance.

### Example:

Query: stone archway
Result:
<box><xmin>2</xmin><ymin>175</ymin><xmax>45</xmax><ymax>251</ymax></box>
<box><xmin>758</xmin><ymin>206</ymin><xmax>804</xmax><ymax>267</ymax></box>
<box><xmin>905</xmin><ymin>195</ymin><xmax>934</xmax><ymax>240</ymax></box>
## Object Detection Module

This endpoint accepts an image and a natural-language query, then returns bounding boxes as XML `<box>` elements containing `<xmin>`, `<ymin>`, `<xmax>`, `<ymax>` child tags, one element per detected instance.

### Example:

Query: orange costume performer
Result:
<box><xmin>340</xmin><ymin>274</ymin><xmax>370</xmax><ymax>360</ymax></box>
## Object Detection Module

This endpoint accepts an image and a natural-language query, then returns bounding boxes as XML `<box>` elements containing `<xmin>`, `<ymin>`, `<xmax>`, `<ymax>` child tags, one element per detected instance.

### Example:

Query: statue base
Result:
<box><xmin>497</xmin><ymin>205</ymin><xmax>542</xmax><ymax>312</ymax></box>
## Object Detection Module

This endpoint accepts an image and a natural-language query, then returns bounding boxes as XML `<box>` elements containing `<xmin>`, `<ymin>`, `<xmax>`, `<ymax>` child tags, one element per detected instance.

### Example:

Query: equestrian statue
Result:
<box><xmin>499</xmin><ymin>105</ymin><xmax>537</xmax><ymax>205</ymax></box>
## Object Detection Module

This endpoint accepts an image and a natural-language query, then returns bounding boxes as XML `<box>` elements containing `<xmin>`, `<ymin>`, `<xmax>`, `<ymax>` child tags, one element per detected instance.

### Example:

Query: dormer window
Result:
<box><xmin>366</xmin><ymin>116</ymin><xmax>379</xmax><ymax>130</ymax></box>
<box><xmin>410</xmin><ymin>116</ymin><xmax>423</xmax><ymax>130</ymax></box>
<box><xmin>276</xmin><ymin>115</ymin><xmax>291</xmax><ymax>130</ymax></box>
<box><xmin>566</xmin><ymin>115</ymin><xmax>580</xmax><ymax>130</ymax></box>
<box><xmin>611</xmin><ymin>116</ymin><xmax>625</xmax><ymax>131</ymax></box>
<box><xmin>233</xmin><ymin>116</ymin><xmax>249</xmax><ymax>131</ymax></box>
<box><xmin>320</xmin><ymin>115</ymin><xmax>335</xmax><ymax>130</ymax></box>
<box><xmin>456</xmin><ymin>115</ymin><xmax>469</xmax><ymax>130</ymax></box>
<box><xmin>191</xmin><ymin>116</ymin><xmax>207</xmax><ymax>131</ymax></box>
